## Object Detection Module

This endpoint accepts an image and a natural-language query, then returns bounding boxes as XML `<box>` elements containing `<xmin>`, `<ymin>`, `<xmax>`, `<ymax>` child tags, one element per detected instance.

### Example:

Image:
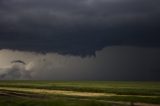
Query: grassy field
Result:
<box><xmin>0</xmin><ymin>81</ymin><xmax>160</xmax><ymax>106</ymax></box>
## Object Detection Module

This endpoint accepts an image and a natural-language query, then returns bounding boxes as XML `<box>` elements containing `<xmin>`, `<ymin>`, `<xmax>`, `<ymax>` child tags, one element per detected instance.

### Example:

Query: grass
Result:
<box><xmin>0</xmin><ymin>96</ymin><xmax>118</xmax><ymax>106</ymax></box>
<box><xmin>0</xmin><ymin>81</ymin><xmax>160</xmax><ymax>106</ymax></box>
<box><xmin>0</xmin><ymin>81</ymin><xmax>160</xmax><ymax>95</ymax></box>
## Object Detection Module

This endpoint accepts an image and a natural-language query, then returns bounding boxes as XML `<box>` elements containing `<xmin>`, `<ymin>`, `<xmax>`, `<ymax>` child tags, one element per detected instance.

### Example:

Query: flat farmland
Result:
<box><xmin>0</xmin><ymin>81</ymin><xmax>160</xmax><ymax>106</ymax></box>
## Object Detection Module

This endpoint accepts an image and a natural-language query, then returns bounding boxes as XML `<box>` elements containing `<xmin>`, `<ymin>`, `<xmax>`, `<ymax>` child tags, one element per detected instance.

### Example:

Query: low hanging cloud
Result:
<box><xmin>0</xmin><ymin>60</ymin><xmax>31</xmax><ymax>80</ymax></box>
<box><xmin>0</xmin><ymin>47</ymin><xmax>160</xmax><ymax>80</ymax></box>
<box><xmin>0</xmin><ymin>0</ymin><xmax>160</xmax><ymax>56</ymax></box>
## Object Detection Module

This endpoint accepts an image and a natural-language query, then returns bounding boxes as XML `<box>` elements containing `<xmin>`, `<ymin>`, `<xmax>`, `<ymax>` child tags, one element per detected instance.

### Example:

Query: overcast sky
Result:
<box><xmin>0</xmin><ymin>0</ymin><xmax>160</xmax><ymax>80</ymax></box>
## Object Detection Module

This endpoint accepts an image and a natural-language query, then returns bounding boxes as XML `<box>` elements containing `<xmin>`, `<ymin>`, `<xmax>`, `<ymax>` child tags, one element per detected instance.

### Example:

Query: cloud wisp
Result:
<box><xmin>0</xmin><ymin>60</ymin><xmax>31</xmax><ymax>80</ymax></box>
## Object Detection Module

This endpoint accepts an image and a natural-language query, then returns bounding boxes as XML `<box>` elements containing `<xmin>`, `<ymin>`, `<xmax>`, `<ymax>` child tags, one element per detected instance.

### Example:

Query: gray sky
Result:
<box><xmin>0</xmin><ymin>47</ymin><xmax>160</xmax><ymax>80</ymax></box>
<box><xmin>0</xmin><ymin>0</ymin><xmax>160</xmax><ymax>80</ymax></box>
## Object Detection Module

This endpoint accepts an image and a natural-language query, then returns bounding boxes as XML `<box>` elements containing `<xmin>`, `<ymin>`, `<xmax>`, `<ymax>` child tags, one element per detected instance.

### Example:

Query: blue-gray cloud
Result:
<box><xmin>0</xmin><ymin>0</ymin><xmax>160</xmax><ymax>56</ymax></box>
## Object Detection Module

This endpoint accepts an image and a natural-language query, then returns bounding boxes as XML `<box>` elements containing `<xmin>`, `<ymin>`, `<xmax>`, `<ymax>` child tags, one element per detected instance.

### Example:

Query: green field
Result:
<box><xmin>0</xmin><ymin>81</ymin><xmax>160</xmax><ymax>106</ymax></box>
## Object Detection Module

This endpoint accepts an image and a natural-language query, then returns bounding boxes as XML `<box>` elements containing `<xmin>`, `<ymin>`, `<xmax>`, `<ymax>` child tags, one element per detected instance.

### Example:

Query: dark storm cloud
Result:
<box><xmin>0</xmin><ymin>0</ymin><xmax>160</xmax><ymax>56</ymax></box>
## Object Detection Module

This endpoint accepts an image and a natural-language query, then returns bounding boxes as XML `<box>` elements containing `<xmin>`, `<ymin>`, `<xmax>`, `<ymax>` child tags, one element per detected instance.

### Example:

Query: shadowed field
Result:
<box><xmin>0</xmin><ymin>81</ymin><xmax>160</xmax><ymax>106</ymax></box>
